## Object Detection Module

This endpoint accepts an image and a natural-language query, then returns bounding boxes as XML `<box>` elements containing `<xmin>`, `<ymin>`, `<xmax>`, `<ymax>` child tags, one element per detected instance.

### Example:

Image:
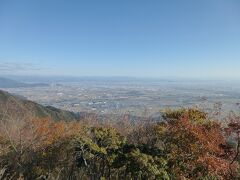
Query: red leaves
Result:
<box><xmin>160</xmin><ymin>110</ymin><xmax>235</xmax><ymax>179</ymax></box>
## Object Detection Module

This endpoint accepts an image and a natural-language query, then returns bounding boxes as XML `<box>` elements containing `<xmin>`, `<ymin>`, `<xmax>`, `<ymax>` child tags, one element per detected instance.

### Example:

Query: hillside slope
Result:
<box><xmin>0</xmin><ymin>90</ymin><xmax>80</xmax><ymax>121</ymax></box>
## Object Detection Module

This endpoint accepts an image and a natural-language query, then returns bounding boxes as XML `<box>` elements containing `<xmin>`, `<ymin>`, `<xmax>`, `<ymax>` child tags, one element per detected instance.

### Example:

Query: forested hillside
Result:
<box><xmin>0</xmin><ymin>90</ymin><xmax>80</xmax><ymax>121</ymax></box>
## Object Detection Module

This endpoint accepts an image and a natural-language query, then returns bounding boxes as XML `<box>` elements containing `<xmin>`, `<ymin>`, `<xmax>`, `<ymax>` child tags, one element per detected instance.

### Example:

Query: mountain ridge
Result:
<box><xmin>0</xmin><ymin>77</ymin><xmax>49</xmax><ymax>88</ymax></box>
<box><xmin>0</xmin><ymin>90</ymin><xmax>80</xmax><ymax>121</ymax></box>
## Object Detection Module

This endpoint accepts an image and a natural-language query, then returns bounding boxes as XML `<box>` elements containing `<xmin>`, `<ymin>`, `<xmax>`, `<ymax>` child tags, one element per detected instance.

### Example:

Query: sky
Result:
<box><xmin>0</xmin><ymin>0</ymin><xmax>240</xmax><ymax>79</ymax></box>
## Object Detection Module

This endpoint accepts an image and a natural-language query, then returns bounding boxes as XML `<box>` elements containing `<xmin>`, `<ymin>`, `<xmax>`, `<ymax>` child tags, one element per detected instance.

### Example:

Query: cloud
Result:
<box><xmin>0</xmin><ymin>62</ymin><xmax>42</xmax><ymax>73</ymax></box>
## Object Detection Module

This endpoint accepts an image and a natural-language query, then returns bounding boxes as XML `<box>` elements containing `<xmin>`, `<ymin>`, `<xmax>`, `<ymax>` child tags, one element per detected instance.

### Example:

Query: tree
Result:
<box><xmin>155</xmin><ymin>108</ymin><xmax>232</xmax><ymax>179</ymax></box>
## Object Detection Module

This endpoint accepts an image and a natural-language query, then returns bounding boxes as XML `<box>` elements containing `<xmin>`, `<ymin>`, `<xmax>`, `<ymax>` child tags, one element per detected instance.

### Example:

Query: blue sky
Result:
<box><xmin>0</xmin><ymin>0</ymin><xmax>240</xmax><ymax>79</ymax></box>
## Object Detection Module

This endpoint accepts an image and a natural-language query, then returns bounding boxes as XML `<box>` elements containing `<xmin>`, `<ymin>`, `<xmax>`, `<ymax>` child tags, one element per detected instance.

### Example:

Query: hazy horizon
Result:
<box><xmin>2</xmin><ymin>74</ymin><xmax>240</xmax><ymax>82</ymax></box>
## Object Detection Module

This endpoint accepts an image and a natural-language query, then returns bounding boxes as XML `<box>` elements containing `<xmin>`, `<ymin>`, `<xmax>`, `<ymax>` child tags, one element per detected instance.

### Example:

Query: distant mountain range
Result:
<box><xmin>0</xmin><ymin>77</ymin><xmax>49</xmax><ymax>88</ymax></box>
<box><xmin>0</xmin><ymin>90</ymin><xmax>80</xmax><ymax>121</ymax></box>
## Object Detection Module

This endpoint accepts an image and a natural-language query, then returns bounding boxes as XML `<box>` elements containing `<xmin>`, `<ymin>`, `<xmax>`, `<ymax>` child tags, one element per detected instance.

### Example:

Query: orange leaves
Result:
<box><xmin>170</xmin><ymin>116</ymin><xmax>225</xmax><ymax>155</ymax></box>
<box><xmin>0</xmin><ymin>115</ymin><xmax>82</xmax><ymax>151</ymax></box>
<box><xmin>158</xmin><ymin>109</ymin><xmax>234</xmax><ymax>179</ymax></box>
<box><xmin>0</xmin><ymin>107</ymin><xmax>239</xmax><ymax>179</ymax></box>
<box><xmin>198</xmin><ymin>155</ymin><xmax>234</xmax><ymax>178</ymax></box>
<box><xmin>27</xmin><ymin>118</ymin><xmax>81</xmax><ymax>148</ymax></box>
<box><xmin>32</xmin><ymin>118</ymin><xmax>65</xmax><ymax>146</ymax></box>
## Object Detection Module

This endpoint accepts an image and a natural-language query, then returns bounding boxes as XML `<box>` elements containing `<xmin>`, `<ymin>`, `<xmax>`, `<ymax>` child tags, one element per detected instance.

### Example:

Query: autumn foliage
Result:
<box><xmin>0</xmin><ymin>107</ymin><xmax>240</xmax><ymax>179</ymax></box>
